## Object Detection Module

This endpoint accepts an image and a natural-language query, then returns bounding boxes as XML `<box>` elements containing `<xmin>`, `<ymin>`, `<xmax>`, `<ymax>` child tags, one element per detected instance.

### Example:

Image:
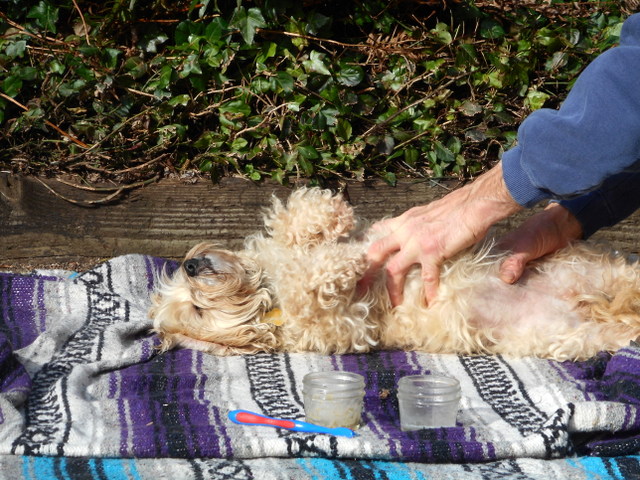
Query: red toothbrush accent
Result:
<box><xmin>234</xmin><ymin>411</ymin><xmax>296</xmax><ymax>429</ymax></box>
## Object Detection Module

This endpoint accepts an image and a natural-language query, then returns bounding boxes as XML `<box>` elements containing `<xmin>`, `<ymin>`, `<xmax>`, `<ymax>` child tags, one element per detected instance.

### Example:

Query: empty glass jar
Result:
<box><xmin>303</xmin><ymin>371</ymin><xmax>365</xmax><ymax>429</ymax></box>
<box><xmin>398</xmin><ymin>374</ymin><xmax>461</xmax><ymax>430</ymax></box>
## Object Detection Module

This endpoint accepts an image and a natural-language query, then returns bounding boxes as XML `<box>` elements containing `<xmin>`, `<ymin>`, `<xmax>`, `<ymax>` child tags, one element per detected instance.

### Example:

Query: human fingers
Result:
<box><xmin>420</xmin><ymin>260</ymin><xmax>441</xmax><ymax>305</ymax></box>
<box><xmin>499</xmin><ymin>253</ymin><xmax>529</xmax><ymax>284</ymax></box>
<box><xmin>383</xmin><ymin>247</ymin><xmax>416</xmax><ymax>306</ymax></box>
<box><xmin>496</xmin><ymin>225</ymin><xmax>542</xmax><ymax>283</ymax></box>
<box><xmin>359</xmin><ymin>232</ymin><xmax>403</xmax><ymax>298</ymax></box>
<box><xmin>366</xmin><ymin>232</ymin><xmax>402</xmax><ymax>273</ymax></box>
<box><xmin>383</xmin><ymin>231</ymin><xmax>447</xmax><ymax>306</ymax></box>
<box><xmin>497</xmin><ymin>203</ymin><xmax>583</xmax><ymax>284</ymax></box>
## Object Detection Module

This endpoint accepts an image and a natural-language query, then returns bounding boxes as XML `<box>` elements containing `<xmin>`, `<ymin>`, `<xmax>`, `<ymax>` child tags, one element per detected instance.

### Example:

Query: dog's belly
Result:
<box><xmin>466</xmin><ymin>276</ymin><xmax>584</xmax><ymax>334</ymax></box>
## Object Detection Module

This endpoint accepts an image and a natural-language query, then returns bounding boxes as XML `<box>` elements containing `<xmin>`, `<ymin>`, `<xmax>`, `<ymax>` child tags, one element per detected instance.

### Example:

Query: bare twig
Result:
<box><xmin>0</xmin><ymin>92</ymin><xmax>90</xmax><ymax>149</ymax></box>
<box><xmin>393</xmin><ymin>128</ymin><xmax>433</xmax><ymax>151</ymax></box>
<box><xmin>35</xmin><ymin>175</ymin><xmax>159</xmax><ymax>207</ymax></box>
<box><xmin>232</xmin><ymin>104</ymin><xmax>288</xmax><ymax>139</ymax></box>
<box><xmin>56</xmin><ymin>174</ymin><xmax>159</xmax><ymax>191</ymax></box>
<box><xmin>257</xmin><ymin>28</ymin><xmax>364</xmax><ymax>49</ymax></box>
<box><xmin>0</xmin><ymin>12</ymin><xmax>66</xmax><ymax>45</ymax></box>
<box><xmin>71</xmin><ymin>0</ymin><xmax>91</xmax><ymax>45</ymax></box>
<box><xmin>65</xmin><ymin>107</ymin><xmax>155</xmax><ymax>159</ymax></box>
<box><xmin>69</xmin><ymin>154</ymin><xmax>169</xmax><ymax>175</ymax></box>
<box><xmin>126</xmin><ymin>87</ymin><xmax>158</xmax><ymax>99</ymax></box>
<box><xmin>35</xmin><ymin>177</ymin><xmax>123</xmax><ymax>207</ymax></box>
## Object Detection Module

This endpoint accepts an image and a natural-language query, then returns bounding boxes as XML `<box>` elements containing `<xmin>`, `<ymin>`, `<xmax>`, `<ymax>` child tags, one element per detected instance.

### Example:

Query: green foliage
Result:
<box><xmin>0</xmin><ymin>0</ymin><xmax>631</xmax><ymax>184</ymax></box>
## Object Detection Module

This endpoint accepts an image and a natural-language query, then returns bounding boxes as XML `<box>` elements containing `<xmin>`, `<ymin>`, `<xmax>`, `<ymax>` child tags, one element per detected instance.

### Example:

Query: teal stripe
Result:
<box><xmin>58</xmin><ymin>458</ymin><xmax>73</xmax><ymax>480</ymax></box>
<box><xmin>566</xmin><ymin>457</ymin><xmax>614</xmax><ymax>480</ymax></box>
<box><xmin>23</xmin><ymin>457</ymin><xmax>63</xmax><ymax>480</ymax></box>
<box><xmin>605</xmin><ymin>457</ymin><xmax>626</xmax><ymax>480</ymax></box>
<box><xmin>21</xmin><ymin>456</ymin><xmax>30</xmax><ymax>480</ymax></box>
<box><xmin>297</xmin><ymin>458</ymin><xmax>353</xmax><ymax>480</ymax></box>
<box><xmin>103</xmin><ymin>459</ymin><xmax>143</xmax><ymax>480</ymax></box>
<box><xmin>88</xmin><ymin>459</ymin><xmax>100</xmax><ymax>479</ymax></box>
<box><xmin>298</xmin><ymin>458</ymin><xmax>431</xmax><ymax>480</ymax></box>
<box><xmin>370</xmin><ymin>460</ymin><xmax>428</xmax><ymax>480</ymax></box>
<box><xmin>21</xmin><ymin>457</ymin><xmax>143</xmax><ymax>480</ymax></box>
<box><xmin>87</xmin><ymin>459</ymin><xmax>143</xmax><ymax>480</ymax></box>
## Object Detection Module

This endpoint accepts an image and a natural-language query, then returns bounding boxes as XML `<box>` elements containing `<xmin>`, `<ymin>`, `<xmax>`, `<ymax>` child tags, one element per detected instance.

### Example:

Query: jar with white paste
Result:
<box><xmin>303</xmin><ymin>371</ymin><xmax>365</xmax><ymax>429</ymax></box>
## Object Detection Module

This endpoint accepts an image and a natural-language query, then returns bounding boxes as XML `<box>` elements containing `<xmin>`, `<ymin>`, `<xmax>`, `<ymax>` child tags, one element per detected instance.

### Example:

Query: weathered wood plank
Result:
<box><xmin>1</xmin><ymin>173</ymin><xmax>639</xmax><ymax>266</ymax></box>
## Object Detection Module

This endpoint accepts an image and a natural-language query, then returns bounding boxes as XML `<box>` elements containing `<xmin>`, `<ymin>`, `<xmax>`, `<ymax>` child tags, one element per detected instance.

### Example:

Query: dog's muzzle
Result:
<box><xmin>183</xmin><ymin>258</ymin><xmax>209</xmax><ymax>277</ymax></box>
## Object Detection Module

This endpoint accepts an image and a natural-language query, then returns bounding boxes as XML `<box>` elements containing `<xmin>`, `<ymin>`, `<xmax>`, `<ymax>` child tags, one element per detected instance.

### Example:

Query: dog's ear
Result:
<box><xmin>158</xmin><ymin>332</ymin><xmax>239</xmax><ymax>355</ymax></box>
<box><xmin>160</xmin><ymin>328</ymin><xmax>277</xmax><ymax>356</ymax></box>
<box><xmin>150</xmin><ymin>294</ymin><xmax>206</xmax><ymax>349</ymax></box>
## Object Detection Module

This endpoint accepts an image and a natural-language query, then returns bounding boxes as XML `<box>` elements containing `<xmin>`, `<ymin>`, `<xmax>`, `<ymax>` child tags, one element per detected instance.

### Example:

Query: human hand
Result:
<box><xmin>497</xmin><ymin>202</ymin><xmax>583</xmax><ymax>284</ymax></box>
<box><xmin>365</xmin><ymin>163</ymin><xmax>522</xmax><ymax>306</ymax></box>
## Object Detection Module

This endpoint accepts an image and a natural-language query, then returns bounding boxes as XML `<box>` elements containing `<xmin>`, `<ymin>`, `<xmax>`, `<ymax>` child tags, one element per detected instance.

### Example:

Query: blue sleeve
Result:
<box><xmin>558</xmin><ymin>169</ymin><xmax>640</xmax><ymax>239</ymax></box>
<box><xmin>502</xmin><ymin>13</ymin><xmax>640</xmax><ymax>208</ymax></box>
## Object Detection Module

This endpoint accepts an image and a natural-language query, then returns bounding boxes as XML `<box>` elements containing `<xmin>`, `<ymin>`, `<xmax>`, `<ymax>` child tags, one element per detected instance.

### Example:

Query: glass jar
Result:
<box><xmin>398</xmin><ymin>374</ymin><xmax>461</xmax><ymax>431</ymax></box>
<box><xmin>302</xmin><ymin>371</ymin><xmax>365</xmax><ymax>429</ymax></box>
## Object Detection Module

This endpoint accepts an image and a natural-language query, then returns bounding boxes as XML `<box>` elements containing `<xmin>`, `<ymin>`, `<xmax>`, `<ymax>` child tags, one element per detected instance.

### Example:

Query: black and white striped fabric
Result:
<box><xmin>1</xmin><ymin>254</ymin><xmax>639</xmax><ymax>479</ymax></box>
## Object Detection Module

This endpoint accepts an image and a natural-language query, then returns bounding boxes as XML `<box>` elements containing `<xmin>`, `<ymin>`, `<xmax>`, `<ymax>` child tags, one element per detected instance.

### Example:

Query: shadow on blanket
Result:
<box><xmin>1</xmin><ymin>254</ymin><xmax>640</xmax><ymax>477</ymax></box>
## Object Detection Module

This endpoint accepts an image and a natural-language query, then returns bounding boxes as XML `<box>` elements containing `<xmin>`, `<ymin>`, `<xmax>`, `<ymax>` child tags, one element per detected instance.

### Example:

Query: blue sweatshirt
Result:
<box><xmin>502</xmin><ymin>13</ymin><xmax>640</xmax><ymax>238</ymax></box>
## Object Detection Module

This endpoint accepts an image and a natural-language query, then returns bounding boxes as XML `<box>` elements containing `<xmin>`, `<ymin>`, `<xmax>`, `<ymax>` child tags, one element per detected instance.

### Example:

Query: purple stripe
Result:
<box><xmin>194</xmin><ymin>350</ymin><xmax>233</xmax><ymax>456</ymax></box>
<box><xmin>211</xmin><ymin>405</ymin><xmax>233</xmax><ymax>457</ymax></box>
<box><xmin>145</xmin><ymin>257</ymin><xmax>178</xmax><ymax>291</ymax></box>
<box><xmin>5</xmin><ymin>276</ymin><xmax>36</xmax><ymax>349</ymax></box>
<box><xmin>144</xmin><ymin>256</ymin><xmax>156</xmax><ymax>293</ymax></box>
<box><xmin>36</xmin><ymin>277</ymin><xmax>47</xmax><ymax>333</ymax></box>
<box><xmin>2</xmin><ymin>272</ymin><xmax>63</xmax><ymax>349</ymax></box>
<box><xmin>117</xmin><ymin>397</ymin><xmax>130</xmax><ymax>457</ymax></box>
<box><xmin>551</xmin><ymin>354</ymin><xmax>610</xmax><ymax>402</ymax></box>
<box><xmin>108</xmin><ymin>371</ymin><xmax>118</xmax><ymax>398</ymax></box>
<box><xmin>623</xmin><ymin>404</ymin><xmax>634</xmax><ymax>429</ymax></box>
<box><xmin>171</xmin><ymin>350</ymin><xmax>201</xmax><ymax>457</ymax></box>
<box><xmin>336</xmin><ymin>351</ymin><xmax>494</xmax><ymax>462</ymax></box>
<box><xmin>117</xmin><ymin>359</ymin><xmax>168</xmax><ymax>456</ymax></box>
<box><xmin>0</xmin><ymin>333</ymin><xmax>31</xmax><ymax>393</ymax></box>
<box><xmin>114</xmin><ymin>348</ymin><xmax>224</xmax><ymax>458</ymax></box>
<box><xmin>171</xmin><ymin>350</ymin><xmax>224</xmax><ymax>458</ymax></box>
<box><xmin>486</xmin><ymin>441</ymin><xmax>496</xmax><ymax>459</ymax></box>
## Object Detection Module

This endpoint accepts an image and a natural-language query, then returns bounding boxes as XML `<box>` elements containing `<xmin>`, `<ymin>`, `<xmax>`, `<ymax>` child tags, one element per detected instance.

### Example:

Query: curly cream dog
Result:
<box><xmin>150</xmin><ymin>187</ymin><xmax>640</xmax><ymax>361</ymax></box>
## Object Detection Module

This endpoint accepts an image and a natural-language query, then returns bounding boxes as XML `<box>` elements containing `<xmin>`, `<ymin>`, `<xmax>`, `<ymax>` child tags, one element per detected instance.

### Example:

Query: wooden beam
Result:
<box><xmin>1</xmin><ymin>173</ymin><xmax>638</xmax><ymax>266</ymax></box>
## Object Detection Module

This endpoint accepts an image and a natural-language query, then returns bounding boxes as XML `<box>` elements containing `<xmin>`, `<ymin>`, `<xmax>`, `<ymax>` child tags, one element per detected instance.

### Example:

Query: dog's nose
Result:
<box><xmin>183</xmin><ymin>258</ymin><xmax>203</xmax><ymax>277</ymax></box>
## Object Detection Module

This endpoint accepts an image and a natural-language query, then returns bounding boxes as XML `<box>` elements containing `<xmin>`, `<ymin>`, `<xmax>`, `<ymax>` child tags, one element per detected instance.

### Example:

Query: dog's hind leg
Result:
<box><xmin>262</xmin><ymin>188</ymin><xmax>356</xmax><ymax>248</ymax></box>
<box><xmin>543</xmin><ymin>251</ymin><xmax>640</xmax><ymax>359</ymax></box>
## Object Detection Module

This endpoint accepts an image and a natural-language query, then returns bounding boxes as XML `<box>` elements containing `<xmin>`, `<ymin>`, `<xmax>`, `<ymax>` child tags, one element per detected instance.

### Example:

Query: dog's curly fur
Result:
<box><xmin>149</xmin><ymin>187</ymin><xmax>640</xmax><ymax>361</ymax></box>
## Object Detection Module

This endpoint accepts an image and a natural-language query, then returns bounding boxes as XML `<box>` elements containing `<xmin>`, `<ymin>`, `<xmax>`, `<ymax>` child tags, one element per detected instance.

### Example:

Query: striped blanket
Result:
<box><xmin>1</xmin><ymin>254</ymin><xmax>640</xmax><ymax>479</ymax></box>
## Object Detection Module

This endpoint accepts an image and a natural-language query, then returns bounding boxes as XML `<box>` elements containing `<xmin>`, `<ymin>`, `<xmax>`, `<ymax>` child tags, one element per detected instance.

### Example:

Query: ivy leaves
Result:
<box><xmin>230</xmin><ymin>7</ymin><xmax>266</xmax><ymax>45</ymax></box>
<box><xmin>0</xmin><ymin>0</ymin><xmax>627</xmax><ymax>184</ymax></box>
<box><xmin>27</xmin><ymin>1</ymin><xmax>59</xmax><ymax>33</ymax></box>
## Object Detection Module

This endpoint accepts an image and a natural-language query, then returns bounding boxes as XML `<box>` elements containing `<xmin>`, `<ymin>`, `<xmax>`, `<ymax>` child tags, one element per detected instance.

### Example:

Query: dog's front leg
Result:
<box><xmin>275</xmin><ymin>244</ymin><xmax>380</xmax><ymax>354</ymax></box>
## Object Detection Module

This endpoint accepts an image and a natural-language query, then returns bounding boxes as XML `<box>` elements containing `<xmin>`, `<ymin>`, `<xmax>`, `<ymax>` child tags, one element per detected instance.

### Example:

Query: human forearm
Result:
<box><xmin>502</xmin><ymin>13</ymin><xmax>640</xmax><ymax>207</ymax></box>
<box><xmin>560</xmin><ymin>170</ymin><xmax>640</xmax><ymax>239</ymax></box>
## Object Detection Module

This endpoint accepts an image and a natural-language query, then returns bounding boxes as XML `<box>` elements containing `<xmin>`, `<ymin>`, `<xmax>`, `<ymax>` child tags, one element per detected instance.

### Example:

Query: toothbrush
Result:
<box><xmin>228</xmin><ymin>409</ymin><xmax>356</xmax><ymax>438</ymax></box>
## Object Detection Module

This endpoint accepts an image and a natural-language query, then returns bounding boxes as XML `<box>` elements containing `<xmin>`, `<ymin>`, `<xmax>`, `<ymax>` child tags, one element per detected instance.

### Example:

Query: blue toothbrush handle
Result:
<box><xmin>290</xmin><ymin>419</ymin><xmax>355</xmax><ymax>437</ymax></box>
<box><xmin>228</xmin><ymin>410</ymin><xmax>355</xmax><ymax>437</ymax></box>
